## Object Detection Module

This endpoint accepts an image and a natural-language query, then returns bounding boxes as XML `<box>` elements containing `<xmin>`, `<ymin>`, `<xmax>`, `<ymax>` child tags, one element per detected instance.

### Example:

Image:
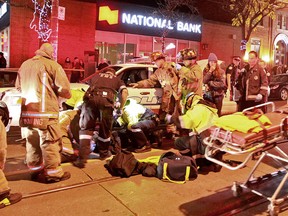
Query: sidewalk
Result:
<box><xmin>2</xmin><ymin>133</ymin><xmax>287</xmax><ymax>215</ymax></box>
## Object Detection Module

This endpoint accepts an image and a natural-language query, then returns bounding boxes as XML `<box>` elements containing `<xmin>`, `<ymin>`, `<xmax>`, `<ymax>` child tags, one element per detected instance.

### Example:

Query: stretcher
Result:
<box><xmin>203</xmin><ymin>102</ymin><xmax>288</xmax><ymax>216</ymax></box>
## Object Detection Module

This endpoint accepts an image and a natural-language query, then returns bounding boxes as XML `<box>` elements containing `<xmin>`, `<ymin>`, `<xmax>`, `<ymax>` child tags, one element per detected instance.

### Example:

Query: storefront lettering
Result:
<box><xmin>177</xmin><ymin>22</ymin><xmax>201</xmax><ymax>33</ymax></box>
<box><xmin>97</xmin><ymin>2</ymin><xmax>203</xmax><ymax>41</ymax></box>
<box><xmin>122</xmin><ymin>13</ymin><xmax>174</xmax><ymax>30</ymax></box>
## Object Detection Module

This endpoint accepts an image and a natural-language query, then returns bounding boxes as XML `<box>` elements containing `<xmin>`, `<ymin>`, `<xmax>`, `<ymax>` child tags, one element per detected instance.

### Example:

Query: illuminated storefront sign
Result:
<box><xmin>96</xmin><ymin>1</ymin><xmax>202</xmax><ymax>41</ymax></box>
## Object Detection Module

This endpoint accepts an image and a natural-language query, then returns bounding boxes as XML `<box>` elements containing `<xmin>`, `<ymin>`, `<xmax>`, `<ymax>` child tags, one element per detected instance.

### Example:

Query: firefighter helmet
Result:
<box><xmin>178</xmin><ymin>48</ymin><xmax>197</xmax><ymax>60</ymax></box>
<box><xmin>150</xmin><ymin>51</ymin><xmax>166</xmax><ymax>61</ymax></box>
<box><xmin>0</xmin><ymin>101</ymin><xmax>10</xmax><ymax>127</ymax></box>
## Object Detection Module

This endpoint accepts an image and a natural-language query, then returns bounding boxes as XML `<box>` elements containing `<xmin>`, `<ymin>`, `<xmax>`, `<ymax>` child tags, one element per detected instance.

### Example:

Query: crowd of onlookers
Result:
<box><xmin>62</xmin><ymin>57</ymin><xmax>84</xmax><ymax>83</ymax></box>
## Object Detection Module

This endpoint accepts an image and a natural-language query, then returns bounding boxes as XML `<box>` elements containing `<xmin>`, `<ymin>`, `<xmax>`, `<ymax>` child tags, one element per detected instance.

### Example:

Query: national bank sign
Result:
<box><xmin>96</xmin><ymin>1</ymin><xmax>202</xmax><ymax>41</ymax></box>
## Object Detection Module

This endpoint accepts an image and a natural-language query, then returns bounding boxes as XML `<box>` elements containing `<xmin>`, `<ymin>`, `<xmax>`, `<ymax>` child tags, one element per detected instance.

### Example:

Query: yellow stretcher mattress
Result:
<box><xmin>208</xmin><ymin>112</ymin><xmax>288</xmax><ymax>148</ymax></box>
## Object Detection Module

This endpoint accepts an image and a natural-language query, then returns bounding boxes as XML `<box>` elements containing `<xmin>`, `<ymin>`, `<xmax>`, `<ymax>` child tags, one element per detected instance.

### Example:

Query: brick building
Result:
<box><xmin>0</xmin><ymin>0</ymin><xmax>287</xmax><ymax>74</ymax></box>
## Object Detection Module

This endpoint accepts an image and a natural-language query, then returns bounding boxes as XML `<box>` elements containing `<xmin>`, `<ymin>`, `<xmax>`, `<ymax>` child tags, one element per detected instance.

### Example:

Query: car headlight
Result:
<box><xmin>270</xmin><ymin>85</ymin><xmax>279</xmax><ymax>90</ymax></box>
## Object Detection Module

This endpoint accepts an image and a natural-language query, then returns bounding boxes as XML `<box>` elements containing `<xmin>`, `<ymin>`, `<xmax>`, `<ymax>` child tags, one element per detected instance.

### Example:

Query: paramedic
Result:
<box><xmin>73</xmin><ymin>67</ymin><xmax>128</xmax><ymax>168</ymax></box>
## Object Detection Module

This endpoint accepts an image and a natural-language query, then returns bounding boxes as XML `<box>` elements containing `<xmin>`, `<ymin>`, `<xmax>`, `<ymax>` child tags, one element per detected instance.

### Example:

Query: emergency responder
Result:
<box><xmin>61</xmin><ymin>88</ymin><xmax>86</xmax><ymax>110</ymax></box>
<box><xmin>225</xmin><ymin>56</ymin><xmax>241</xmax><ymax>103</ymax></box>
<box><xmin>0</xmin><ymin>101</ymin><xmax>22</xmax><ymax>208</ymax></box>
<box><xmin>236</xmin><ymin>51</ymin><xmax>269</xmax><ymax>112</ymax></box>
<box><xmin>16</xmin><ymin>43</ymin><xmax>72</xmax><ymax>183</ymax></box>
<box><xmin>165</xmin><ymin>92</ymin><xmax>222</xmax><ymax>172</ymax></box>
<box><xmin>130</xmin><ymin>51</ymin><xmax>179</xmax><ymax>122</ymax></box>
<box><xmin>116</xmin><ymin>98</ymin><xmax>159</xmax><ymax>152</ymax></box>
<box><xmin>73</xmin><ymin>67</ymin><xmax>128</xmax><ymax>168</ymax></box>
<box><xmin>59</xmin><ymin>109</ymin><xmax>80</xmax><ymax>162</ymax></box>
<box><xmin>177</xmin><ymin>48</ymin><xmax>202</xmax><ymax>105</ymax></box>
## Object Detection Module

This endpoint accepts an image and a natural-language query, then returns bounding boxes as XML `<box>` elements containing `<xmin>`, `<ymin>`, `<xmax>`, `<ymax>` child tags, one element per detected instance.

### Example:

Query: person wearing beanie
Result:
<box><xmin>203</xmin><ymin>53</ymin><xmax>227</xmax><ymax>116</ymax></box>
<box><xmin>208</xmin><ymin>53</ymin><xmax>218</xmax><ymax>62</ymax></box>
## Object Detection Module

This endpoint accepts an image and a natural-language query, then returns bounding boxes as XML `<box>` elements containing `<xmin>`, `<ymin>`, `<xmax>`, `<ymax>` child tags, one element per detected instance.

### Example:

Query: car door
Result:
<box><xmin>117</xmin><ymin>66</ymin><xmax>162</xmax><ymax>113</ymax></box>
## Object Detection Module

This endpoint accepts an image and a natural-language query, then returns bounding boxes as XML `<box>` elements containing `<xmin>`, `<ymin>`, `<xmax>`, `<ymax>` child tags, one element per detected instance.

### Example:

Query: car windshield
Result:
<box><xmin>271</xmin><ymin>75</ymin><xmax>288</xmax><ymax>83</ymax></box>
<box><xmin>0</xmin><ymin>71</ymin><xmax>18</xmax><ymax>87</ymax></box>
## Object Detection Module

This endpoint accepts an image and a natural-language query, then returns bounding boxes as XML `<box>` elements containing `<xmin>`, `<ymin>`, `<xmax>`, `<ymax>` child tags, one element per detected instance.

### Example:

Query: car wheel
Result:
<box><xmin>280</xmin><ymin>88</ymin><xmax>288</xmax><ymax>101</ymax></box>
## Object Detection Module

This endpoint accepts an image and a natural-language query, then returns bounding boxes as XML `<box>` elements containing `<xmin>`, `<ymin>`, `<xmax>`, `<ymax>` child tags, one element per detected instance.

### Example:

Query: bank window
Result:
<box><xmin>95</xmin><ymin>42</ymin><xmax>137</xmax><ymax>65</ymax></box>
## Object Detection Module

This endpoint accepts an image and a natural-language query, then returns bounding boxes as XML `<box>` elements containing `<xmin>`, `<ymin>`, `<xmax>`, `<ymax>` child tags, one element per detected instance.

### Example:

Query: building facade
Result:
<box><xmin>2</xmin><ymin>0</ymin><xmax>284</xmax><ymax>74</ymax></box>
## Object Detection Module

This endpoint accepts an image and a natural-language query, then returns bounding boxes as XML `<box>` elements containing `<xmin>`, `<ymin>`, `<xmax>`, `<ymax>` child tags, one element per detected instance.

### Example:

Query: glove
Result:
<box><xmin>255</xmin><ymin>94</ymin><xmax>263</xmax><ymax>102</ymax></box>
<box><xmin>165</xmin><ymin>114</ymin><xmax>172</xmax><ymax>124</ymax></box>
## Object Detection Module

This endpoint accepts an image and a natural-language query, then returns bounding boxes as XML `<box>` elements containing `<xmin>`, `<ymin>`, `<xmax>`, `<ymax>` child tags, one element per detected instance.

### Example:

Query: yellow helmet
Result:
<box><xmin>150</xmin><ymin>51</ymin><xmax>166</xmax><ymax>61</ymax></box>
<box><xmin>178</xmin><ymin>48</ymin><xmax>197</xmax><ymax>60</ymax></box>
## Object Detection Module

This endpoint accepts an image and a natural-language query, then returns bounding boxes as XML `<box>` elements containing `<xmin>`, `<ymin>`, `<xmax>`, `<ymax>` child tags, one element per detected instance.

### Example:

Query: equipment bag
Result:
<box><xmin>157</xmin><ymin>151</ymin><xmax>198</xmax><ymax>184</ymax></box>
<box><xmin>104</xmin><ymin>150</ymin><xmax>138</xmax><ymax>178</ymax></box>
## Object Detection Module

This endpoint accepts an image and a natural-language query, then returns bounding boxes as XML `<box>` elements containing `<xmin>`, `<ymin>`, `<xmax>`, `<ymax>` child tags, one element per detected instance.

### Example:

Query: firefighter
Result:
<box><xmin>16</xmin><ymin>43</ymin><xmax>72</xmax><ymax>183</ymax></box>
<box><xmin>116</xmin><ymin>98</ymin><xmax>159</xmax><ymax>152</ymax></box>
<box><xmin>165</xmin><ymin>92</ymin><xmax>222</xmax><ymax>172</ymax></box>
<box><xmin>130</xmin><ymin>51</ymin><xmax>179</xmax><ymax>122</ymax></box>
<box><xmin>236</xmin><ymin>51</ymin><xmax>269</xmax><ymax>112</ymax></box>
<box><xmin>177</xmin><ymin>48</ymin><xmax>203</xmax><ymax>106</ymax></box>
<box><xmin>73</xmin><ymin>67</ymin><xmax>128</xmax><ymax>168</ymax></box>
<box><xmin>0</xmin><ymin>101</ymin><xmax>22</xmax><ymax>208</ymax></box>
<box><xmin>59</xmin><ymin>109</ymin><xmax>80</xmax><ymax>162</ymax></box>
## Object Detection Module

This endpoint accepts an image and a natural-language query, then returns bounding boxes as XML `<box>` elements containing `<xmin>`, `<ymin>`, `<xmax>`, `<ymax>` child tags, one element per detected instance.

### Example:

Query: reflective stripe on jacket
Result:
<box><xmin>16</xmin><ymin>52</ymin><xmax>71</xmax><ymax>122</ymax></box>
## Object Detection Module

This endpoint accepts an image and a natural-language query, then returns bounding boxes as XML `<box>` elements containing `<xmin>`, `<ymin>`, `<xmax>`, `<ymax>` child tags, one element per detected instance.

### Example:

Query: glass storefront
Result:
<box><xmin>95</xmin><ymin>30</ymin><xmax>199</xmax><ymax>65</ymax></box>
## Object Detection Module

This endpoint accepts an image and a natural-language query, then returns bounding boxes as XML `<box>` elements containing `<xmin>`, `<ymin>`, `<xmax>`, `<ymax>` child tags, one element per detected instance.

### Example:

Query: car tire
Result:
<box><xmin>280</xmin><ymin>88</ymin><xmax>288</xmax><ymax>101</ymax></box>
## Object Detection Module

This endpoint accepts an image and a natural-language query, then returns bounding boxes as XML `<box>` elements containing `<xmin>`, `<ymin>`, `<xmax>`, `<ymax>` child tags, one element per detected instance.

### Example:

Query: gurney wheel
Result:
<box><xmin>268</xmin><ymin>204</ymin><xmax>280</xmax><ymax>216</ymax></box>
<box><xmin>231</xmin><ymin>182</ymin><xmax>242</xmax><ymax>197</ymax></box>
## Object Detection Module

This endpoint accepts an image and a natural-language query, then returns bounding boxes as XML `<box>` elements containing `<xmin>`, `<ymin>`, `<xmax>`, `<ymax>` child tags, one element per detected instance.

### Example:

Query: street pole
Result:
<box><xmin>50</xmin><ymin>0</ymin><xmax>59</xmax><ymax>61</ymax></box>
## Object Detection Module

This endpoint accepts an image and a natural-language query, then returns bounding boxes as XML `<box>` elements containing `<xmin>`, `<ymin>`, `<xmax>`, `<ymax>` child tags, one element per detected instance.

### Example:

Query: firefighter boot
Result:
<box><xmin>0</xmin><ymin>190</ymin><xmax>22</xmax><ymax>209</ymax></box>
<box><xmin>98</xmin><ymin>140</ymin><xmax>112</xmax><ymax>160</ymax></box>
<box><xmin>73</xmin><ymin>130</ymin><xmax>93</xmax><ymax>168</ymax></box>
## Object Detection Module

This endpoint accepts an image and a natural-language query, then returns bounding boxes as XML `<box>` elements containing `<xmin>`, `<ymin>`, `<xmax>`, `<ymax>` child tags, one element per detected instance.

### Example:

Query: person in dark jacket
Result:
<box><xmin>203</xmin><ymin>53</ymin><xmax>227</xmax><ymax>116</ymax></box>
<box><xmin>0</xmin><ymin>52</ymin><xmax>7</xmax><ymax>68</ymax></box>
<box><xmin>73</xmin><ymin>67</ymin><xmax>128</xmax><ymax>168</ymax></box>
<box><xmin>236</xmin><ymin>51</ymin><xmax>269</xmax><ymax>112</ymax></box>
<box><xmin>225</xmin><ymin>56</ymin><xmax>241</xmax><ymax>102</ymax></box>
